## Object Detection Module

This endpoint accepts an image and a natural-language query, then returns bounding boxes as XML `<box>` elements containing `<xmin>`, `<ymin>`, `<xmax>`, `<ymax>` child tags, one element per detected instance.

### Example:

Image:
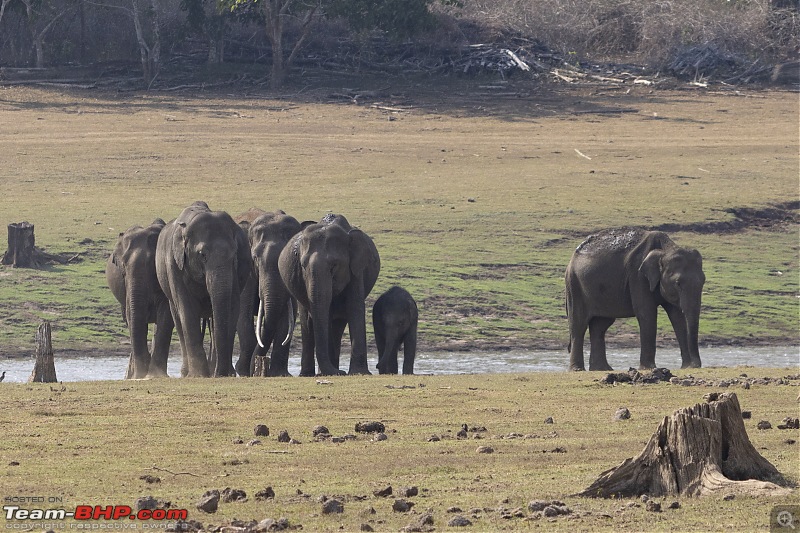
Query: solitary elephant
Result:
<box><xmin>279</xmin><ymin>213</ymin><xmax>380</xmax><ymax>376</ymax></box>
<box><xmin>156</xmin><ymin>201</ymin><xmax>251</xmax><ymax>377</ymax></box>
<box><xmin>234</xmin><ymin>208</ymin><xmax>303</xmax><ymax>377</ymax></box>
<box><xmin>373</xmin><ymin>286</ymin><xmax>418</xmax><ymax>375</ymax></box>
<box><xmin>565</xmin><ymin>228</ymin><xmax>705</xmax><ymax>371</ymax></box>
<box><xmin>106</xmin><ymin>219</ymin><xmax>174</xmax><ymax>379</ymax></box>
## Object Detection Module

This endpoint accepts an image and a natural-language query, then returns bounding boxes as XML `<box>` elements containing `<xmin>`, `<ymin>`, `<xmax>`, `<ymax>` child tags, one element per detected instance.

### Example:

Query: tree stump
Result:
<box><xmin>2</xmin><ymin>222</ymin><xmax>36</xmax><ymax>267</ymax></box>
<box><xmin>29</xmin><ymin>321</ymin><xmax>58</xmax><ymax>383</ymax></box>
<box><xmin>253</xmin><ymin>355</ymin><xmax>269</xmax><ymax>377</ymax></box>
<box><xmin>578</xmin><ymin>392</ymin><xmax>790</xmax><ymax>498</ymax></box>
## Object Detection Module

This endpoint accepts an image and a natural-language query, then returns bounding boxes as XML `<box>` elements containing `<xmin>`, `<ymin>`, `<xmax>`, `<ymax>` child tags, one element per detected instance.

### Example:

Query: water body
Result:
<box><xmin>0</xmin><ymin>346</ymin><xmax>797</xmax><ymax>383</ymax></box>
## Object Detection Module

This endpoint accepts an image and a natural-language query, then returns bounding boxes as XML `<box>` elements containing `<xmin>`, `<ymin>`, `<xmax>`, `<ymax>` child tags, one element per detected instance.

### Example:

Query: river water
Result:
<box><xmin>0</xmin><ymin>346</ymin><xmax>797</xmax><ymax>382</ymax></box>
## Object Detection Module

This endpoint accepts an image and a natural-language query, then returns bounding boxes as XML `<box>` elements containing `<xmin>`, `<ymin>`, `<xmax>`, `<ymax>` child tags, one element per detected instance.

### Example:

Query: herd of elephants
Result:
<box><xmin>105</xmin><ymin>201</ymin><xmax>705</xmax><ymax>379</ymax></box>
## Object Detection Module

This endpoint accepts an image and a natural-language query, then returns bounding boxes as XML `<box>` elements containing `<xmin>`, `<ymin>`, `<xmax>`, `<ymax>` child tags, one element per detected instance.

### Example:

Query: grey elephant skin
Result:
<box><xmin>156</xmin><ymin>202</ymin><xmax>251</xmax><ymax>377</ymax></box>
<box><xmin>279</xmin><ymin>214</ymin><xmax>380</xmax><ymax>376</ymax></box>
<box><xmin>373</xmin><ymin>286</ymin><xmax>418</xmax><ymax>375</ymax></box>
<box><xmin>106</xmin><ymin>219</ymin><xmax>174</xmax><ymax>379</ymax></box>
<box><xmin>565</xmin><ymin>228</ymin><xmax>705</xmax><ymax>371</ymax></box>
<box><xmin>234</xmin><ymin>208</ymin><xmax>302</xmax><ymax>377</ymax></box>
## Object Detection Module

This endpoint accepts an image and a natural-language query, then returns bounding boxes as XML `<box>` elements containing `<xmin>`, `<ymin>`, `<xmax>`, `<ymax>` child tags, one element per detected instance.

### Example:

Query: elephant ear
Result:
<box><xmin>349</xmin><ymin>229</ymin><xmax>378</xmax><ymax>280</ymax></box>
<box><xmin>639</xmin><ymin>249</ymin><xmax>664</xmax><ymax>293</ymax></box>
<box><xmin>172</xmin><ymin>221</ymin><xmax>187</xmax><ymax>271</ymax></box>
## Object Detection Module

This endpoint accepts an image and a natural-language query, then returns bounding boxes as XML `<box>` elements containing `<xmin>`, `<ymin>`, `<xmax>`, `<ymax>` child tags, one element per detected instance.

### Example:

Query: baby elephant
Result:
<box><xmin>372</xmin><ymin>286</ymin><xmax>419</xmax><ymax>375</ymax></box>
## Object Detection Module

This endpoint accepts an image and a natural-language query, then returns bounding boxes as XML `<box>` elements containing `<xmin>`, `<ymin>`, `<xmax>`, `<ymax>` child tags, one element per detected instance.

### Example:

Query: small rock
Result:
<box><xmin>232</xmin><ymin>438</ymin><xmax>244</xmax><ymax>444</ymax></box>
<box><xmin>360</xmin><ymin>525</ymin><xmax>374</xmax><ymax>532</ymax></box>
<box><xmin>331</xmin><ymin>436</ymin><xmax>346</xmax><ymax>443</ymax></box>
<box><xmin>723</xmin><ymin>494</ymin><xmax>735</xmax><ymax>501</ymax></box>
<box><xmin>456</xmin><ymin>424</ymin><xmax>468</xmax><ymax>439</ymax></box>
<box><xmin>393</xmin><ymin>499</ymin><xmax>414</xmax><ymax>512</ymax></box>
<box><xmin>447</xmin><ymin>506</ymin><xmax>463</xmax><ymax>513</ymax></box>
<box><xmin>543</xmin><ymin>506</ymin><xmax>560</xmax><ymax>517</ymax></box>
<box><xmin>277</xmin><ymin>430</ymin><xmax>291</xmax><ymax>442</ymax></box>
<box><xmin>786</xmin><ymin>439</ymin><xmax>797</xmax><ymax>445</ymax></box>
<box><xmin>196</xmin><ymin>490</ymin><xmax>220</xmax><ymax>513</ymax></box>
<box><xmin>544</xmin><ymin>416</ymin><xmax>554</xmax><ymax>424</ymax></box>
<box><xmin>221</xmin><ymin>487</ymin><xmax>247</xmax><ymax>503</ymax></box>
<box><xmin>135</xmin><ymin>496</ymin><xmax>159</xmax><ymax>511</ymax></box>
<box><xmin>373</xmin><ymin>433</ymin><xmax>388</xmax><ymax>442</ymax></box>
<box><xmin>167</xmin><ymin>520</ymin><xmax>203</xmax><ymax>532</ymax></box>
<box><xmin>615</xmin><ymin>408</ymin><xmax>631</xmax><ymax>420</ymax></box>
<box><xmin>476</xmin><ymin>445</ymin><xmax>494</xmax><ymax>454</ymax></box>
<box><xmin>373</xmin><ymin>485</ymin><xmax>393</xmax><ymax>497</ymax></box>
<box><xmin>312</xmin><ymin>425</ymin><xmax>330</xmax><ymax>436</ymax></box>
<box><xmin>757</xmin><ymin>420</ymin><xmax>772</xmax><ymax>430</ymax></box>
<box><xmin>247</xmin><ymin>439</ymin><xmax>261</xmax><ymax>446</ymax></box>
<box><xmin>742</xmin><ymin>382</ymin><xmax>750</xmax><ymax>390</ymax></box>
<box><xmin>139</xmin><ymin>475</ymin><xmax>161</xmax><ymax>484</ymax></box>
<box><xmin>255</xmin><ymin>487</ymin><xmax>275</xmax><ymax>501</ymax></box>
<box><xmin>417</xmin><ymin>514</ymin><xmax>434</xmax><ymax>526</ymax></box>
<box><xmin>289</xmin><ymin>438</ymin><xmax>301</xmax><ymax>445</ymax></box>
<box><xmin>640</xmin><ymin>495</ymin><xmax>650</xmax><ymax>503</ymax></box>
<box><xmin>355</xmin><ymin>421</ymin><xmax>385</xmax><ymax>433</ymax></box>
<box><xmin>254</xmin><ymin>424</ymin><xmax>270</xmax><ymax>437</ymax></box>
<box><xmin>741</xmin><ymin>411</ymin><xmax>752</xmax><ymax>419</ymax></box>
<box><xmin>321</xmin><ymin>499</ymin><xmax>344</xmax><ymax>514</ymax></box>
<box><xmin>447</xmin><ymin>515</ymin><xmax>472</xmax><ymax>527</ymax></box>
<box><xmin>646</xmin><ymin>500</ymin><xmax>661</xmax><ymax>513</ymax></box>
<box><xmin>528</xmin><ymin>501</ymin><xmax>548</xmax><ymax>512</ymax></box>
<box><xmin>668</xmin><ymin>501</ymin><xmax>681</xmax><ymax>509</ymax></box>
<box><xmin>778</xmin><ymin>417</ymin><xmax>800</xmax><ymax>429</ymax></box>
<box><xmin>427</xmin><ymin>435</ymin><xmax>440</xmax><ymax>442</ymax></box>
<box><xmin>399</xmin><ymin>486</ymin><xmax>419</xmax><ymax>498</ymax></box>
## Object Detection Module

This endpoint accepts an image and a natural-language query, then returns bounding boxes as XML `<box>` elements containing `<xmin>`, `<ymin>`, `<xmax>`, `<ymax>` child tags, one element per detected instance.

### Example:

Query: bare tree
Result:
<box><xmin>18</xmin><ymin>0</ymin><xmax>78</xmax><ymax>67</ymax></box>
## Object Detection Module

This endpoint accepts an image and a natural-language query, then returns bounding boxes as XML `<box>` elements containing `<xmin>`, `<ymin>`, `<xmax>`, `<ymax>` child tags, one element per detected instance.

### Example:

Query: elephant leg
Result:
<box><xmin>402</xmin><ymin>325</ymin><xmax>417</xmax><ymax>375</ymax></box>
<box><xmin>125</xmin><ymin>352</ymin><xmax>135</xmax><ymax>380</ymax></box>
<box><xmin>635</xmin><ymin>306</ymin><xmax>658</xmax><ymax>369</ymax></box>
<box><xmin>177</xmin><ymin>303</ymin><xmax>210</xmax><ymax>378</ymax></box>
<box><xmin>267</xmin><ymin>312</ymin><xmax>292</xmax><ymax>377</ymax></box>
<box><xmin>330</xmin><ymin>318</ymin><xmax>347</xmax><ymax>371</ymax></box>
<box><xmin>588</xmin><ymin>317</ymin><xmax>615</xmax><ymax>371</ymax></box>
<box><xmin>664</xmin><ymin>303</ymin><xmax>693</xmax><ymax>369</ymax></box>
<box><xmin>374</xmin><ymin>324</ymin><xmax>387</xmax><ymax>374</ymax></box>
<box><xmin>568</xmin><ymin>314</ymin><xmax>588</xmax><ymax>372</ymax></box>
<box><xmin>385</xmin><ymin>335</ymin><xmax>401</xmax><ymax>375</ymax></box>
<box><xmin>345</xmin><ymin>287</ymin><xmax>371</xmax><ymax>375</ymax></box>
<box><xmin>147</xmin><ymin>304</ymin><xmax>174</xmax><ymax>378</ymax></box>
<box><xmin>298</xmin><ymin>305</ymin><xmax>316</xmax><ymax>376</ymax></box>
<box><xmin>236</xmin><ymin>314</ymin><xmax>257</xmax><ymax>377</ymax></box>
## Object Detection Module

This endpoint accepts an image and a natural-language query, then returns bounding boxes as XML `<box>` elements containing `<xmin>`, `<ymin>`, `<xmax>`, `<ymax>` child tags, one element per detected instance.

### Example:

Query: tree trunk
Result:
<box><xmin>29</xmin><ymin>321</ymin><xmax>58</xmax><ymax>383</ymax></box>
<box><xmin>253</xmin><ymin>355</ymin><xmax>269</xmax><ymax>377</ymax></box>
<box><xmin>578</xmin><ymin>392</ymin><xmax>790</xmax><ymax>498</ymax></box>
<box><xmin>2</xmin><ymin>222</ymin><xmax>36</xmax><ymax>267</ymax></box>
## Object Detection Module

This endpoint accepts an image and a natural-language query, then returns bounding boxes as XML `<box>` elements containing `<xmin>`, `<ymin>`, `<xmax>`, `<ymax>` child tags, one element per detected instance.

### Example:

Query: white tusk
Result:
<box><xmin>256</xmin><ymin>299</ymin><xmax>265</xmax><ymax>348</ymax></box>
<box><xmin>282</xmin><ymin>299</ymin><xmax>295</xmax><ymax>346</ymax></box>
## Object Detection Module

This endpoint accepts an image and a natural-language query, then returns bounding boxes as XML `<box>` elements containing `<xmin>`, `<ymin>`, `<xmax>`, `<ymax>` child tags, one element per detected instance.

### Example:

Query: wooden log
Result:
<box><xmin>578</xmin><ymin>392</ymin><xmax>790</xmax><ymax>498</ymax></box>
<box><xmin>29</xmin><ymin>321</ymin><xmax>58</xmax><ymax>383</ymax></box>
<box><xmin>2</xmin><ymin>222</ymin><xmax>36</xmax><ymax>267</ymax></box>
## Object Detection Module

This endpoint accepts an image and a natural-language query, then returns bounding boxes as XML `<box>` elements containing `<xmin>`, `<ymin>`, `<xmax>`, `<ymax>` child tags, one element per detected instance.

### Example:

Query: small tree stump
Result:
<box><xmin>2</xmin><ymin>222</ymin><xmax>36</xmax><ymax>268</ymax></box>
<box><xmin>253</xmin><ymin>355</ymin><xmax>268</xmax><ymax>377</ymax></box>
<box><xmin>578</xmin><ymin>392</ymin><xmax>790</xmax><ymax>498</ymax></box>
<box><xmin>29</xmin><ymin>321</ymin><xmax>58</xmax><ymax>383</ymax></box>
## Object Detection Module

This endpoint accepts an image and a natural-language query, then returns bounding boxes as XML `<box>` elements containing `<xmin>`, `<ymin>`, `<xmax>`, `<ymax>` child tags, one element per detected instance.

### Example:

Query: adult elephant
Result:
<box><xmin>156</xmin><ymin>201</ymin><xmax>251</xmax><ymax>377</ymax></box>
<box><xmin>373</xmin><ymin>286</ymin><xmax>418</xmax><ymax>375</ymax></box>
<box><xmin>279</xmin><ymin>213</ymin><xmax>380</xmax><ymax>376</ymax></box>
<box><xmin>106</xmin><ymin>219</ymin><xmax>174</xmax><ymax>379</ymax></box>
<box><xmin>565</xmin><ymin>228</ymin><xmax>705</xmax><ymax>371</ymax></box>
<box><xmin>234</xmin><ymin>208</ymin><xmax>303</xmax><ymax>377</ymax></box>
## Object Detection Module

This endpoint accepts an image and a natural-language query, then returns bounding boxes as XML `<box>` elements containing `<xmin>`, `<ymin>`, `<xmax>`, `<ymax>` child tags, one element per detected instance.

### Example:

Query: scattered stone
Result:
<box><xmin>255</xmin><ymin>518</ymin><xmax>290</xmax><ymax>531</ymax></box>
<box><xmin>167</xmin><ymin>520</ymin><xmax>203</xmax><ymax>532</ymax></box>
<box><xmin>456</xmin><ymin>424</ymin><xmax>468</xmax><ymax>439</ymax></box>
<box><xmin>232</xmin><ymin>438</ymin><xmax>244</xmax><ymax>444</ymax></box>
<box><xmin>757</xmin><ymin>420</ymin><xmax>772</xmax><ymax>430</ymax></box>
<box><xmin>786</xmin><ymin>439</ymin><xmax>797</xmax><ymax>445</ymax></box>
<box><xmin>321</xmin><ymin>499</ymin><xmax>344</xmax><ymax>514</ymax></box>
<box><xmin>399</xmin><ymin>486</ymin><xmax>418</xmax><ymax>498</ymax></box>
<box><xmin>254</xmin><ymin>424</ymin><xmax>270</xmax><ymax>437</ymax></box>
<box><xmin>360</xmin><ymin>524</ymin><xmax>374</xmax><ymax>532</ymax></box>
<box><xmin>277</xmin><ymin>430</ymin><xmax>291</xmax><ymax>442</ymax></box>
<box><xmin>723</xmin><ymin>494</ymin><xmax>735</xmax><ymax>501</ymax></box>
<box><xmin>646</xmin><ymin>500</ymin><xmax>662</xmax><ymax>512</ymax></box>
<box><xmin>134</xmin><ymin>496</ymin><xmax>159</xmax><ymax>511</ymax></box>
<box><xmin>668</xmin><ymin>501</ymin><xmax>681</xmax><ymax>509</ymax></box>
<box><xmin>393</xmin><ymin>499</ymin><xmax>414</xmax><ymax>512</ymax></box>
<box><xmin>476</xmin><ymin>446</ymin><xmax>494</xmax><ymax>454</ymax></box>
<box><xmin>615</xmin><ymin>407</ymin><xmax>631</xmax><ymax>420</ymax></box>
<box><xmin>742</xmin><ymin>382</ymin><xmax>751</xmax><ymax>390</ymax></box>
<box><xmin>640</xmin><ymin>495</ymin><xmax>650</xmax><ymax>502</ymax></box>
<box><xmin>548</xmin><ymin>446</ymin><xmax>567</xmax><ymax>453</ymax></box>
<box><xmin>447</xmin><ymin>507</ymin><xmax>463</xmax><ymax>513</ymax></box>
<box><xmin>196</xmin><ymin>490</ymin><xmax>220</xmax><ymax>513</ymax></box>
<box><xmin>373</xmin><ymin>486</ymin><xmax>393</xmax><ymax>497</ymax></box>
<box><xmin>139</xmin><ymin>475</ymin><xmax>160</xmax><ymax>484</ymax></box>
<box><xmin>220</xmin><ymin>487</ymin><xmax>247</xmax><ymax>503</ymax></box>
<box><xmin>289</xmin><ymin>438</ymin><xmax>301</xmax><ymax>445</ymax></box>
<box><xmin>255</xmin><ymin>487</ymin><xmax>275</xmax><ymax>501</ymax></box>
<box><xmin>528</xmin><ymin>501</ymin><xmax>548</xmax><ymax>512</ymax></box>
<box><xmin>247</xmin><ymin>439</ymin><xmax>261</xmax><ymax>446</ymax></box>
<box><xmin>741</xmin><ymin>411</ymin><xmax>752</xmax><ymax>419</ymax></box>
<box><xmin>778</xmin><ymin>417</ymin><xmax>799</xmax><ymax>429</ymax></box>
<box><xmin>373</xmin><ymin>433</ymin><xmax>388</xmax><ymax>442</ymax></box>
<box><xmin>355</xmin><ymin>421</ymin><xmax>385</xmax><ymax>433</ymax></box>
<box><xmin>312</xmin><ymin>425</ymin><xmax>330</xmax><ymax>437</ymax></box>
<box><xmin>331</xmin><ymin>436</ymin><xmax>346</xmax><ymax>443</ymax></box>
<box><xmin>447</xmin><ymin>515</ymin><xmax>472</xmax><ymax>527</ymax></box>
<box><xmin>427</xmin><ymin>435</ymin><xmax>440</xmax><ymax>442</ymax></box>
<box><xmin>544</xmin><ymin>416</ymin><xmax>554</xmax><ymax>424</ymax></box>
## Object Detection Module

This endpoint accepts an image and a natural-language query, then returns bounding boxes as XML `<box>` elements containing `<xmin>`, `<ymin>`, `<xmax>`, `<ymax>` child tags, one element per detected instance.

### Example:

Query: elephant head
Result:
<box><xmin>234</xmin><ymin>209</ymin><xmax>302</xmax><ymax>376</ymax></box>
<box><xmin>279</xmin><ymin>214</ymin><xmax>380</xmax><ymax>376</ymax></box>
<box><xmin>639</xmin><ymin>245</ymin><xmax>705</xmax><ymax>368</ymax></box>
<box><xmin>106</xmin><ymin>219</ymin><xmax>171</xmax><ymax>379</ymax></box>
<box><xmin>156</xmin><ymin>202</ymin><xmax>251</xmax><ymax>377</ymax></box>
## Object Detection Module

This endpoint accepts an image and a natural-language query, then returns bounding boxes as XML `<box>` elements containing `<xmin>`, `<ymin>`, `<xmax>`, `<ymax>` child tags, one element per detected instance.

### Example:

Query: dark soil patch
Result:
<box><xmin>653</xmin><ymin>201</ymin><xmax>799</xmax><ymax>234</ymax></box>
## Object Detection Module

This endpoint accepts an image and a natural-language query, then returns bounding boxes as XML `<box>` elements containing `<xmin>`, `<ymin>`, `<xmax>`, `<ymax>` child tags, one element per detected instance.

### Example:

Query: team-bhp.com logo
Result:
<box><xmin>4</xmin><ymin>505</ymin><xmax>188</xmax><ymax>521</ymax></box>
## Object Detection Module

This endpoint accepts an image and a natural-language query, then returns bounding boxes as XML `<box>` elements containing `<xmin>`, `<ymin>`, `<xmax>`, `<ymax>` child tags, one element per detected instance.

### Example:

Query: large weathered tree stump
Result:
<box><xmin>579</xmin><ymin>392</ymin><xmax>790</xmax><ymax>498</ymax></box>
<box><xmin>2</xmin><ymin>222</ymin><xmax>36</xmax><ymax>267</ymax></box>
<box><xmin>29</xmin><ymin>321</ymin><xmax>58</xmax><ymax>383</ymax></box>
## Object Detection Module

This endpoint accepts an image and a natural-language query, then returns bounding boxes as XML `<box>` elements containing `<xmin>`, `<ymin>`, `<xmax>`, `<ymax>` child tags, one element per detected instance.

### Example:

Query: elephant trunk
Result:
<box><xmin>125</xmin><ymin>278</ymin><xmax>151</xmax><ymax>379</ymax></box>
<box><xmin>258</xmin><ymin>273</ymin><xmax>289</xmax><ymax>349</ymax></box>
<box><xmin>680</xmin><ymin>289</ymin><xmax>702</xmax><ymax>368</ymax></box>
<box><xmin>207</xmin><ymin>268</ymin><xmax>239</xmax><ymax>377</ymax></box>
<box><xmin>308</xmin><ymin>268</ymin><xmax>338</xmax><ymax>375</ymax></box>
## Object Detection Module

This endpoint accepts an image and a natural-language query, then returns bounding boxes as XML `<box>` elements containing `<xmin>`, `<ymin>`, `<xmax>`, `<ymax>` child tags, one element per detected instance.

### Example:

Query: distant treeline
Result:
<box><xmin>0</xmin><ymin>0</ymin><xmax>796</xmax><ymax>86</ymax></box>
